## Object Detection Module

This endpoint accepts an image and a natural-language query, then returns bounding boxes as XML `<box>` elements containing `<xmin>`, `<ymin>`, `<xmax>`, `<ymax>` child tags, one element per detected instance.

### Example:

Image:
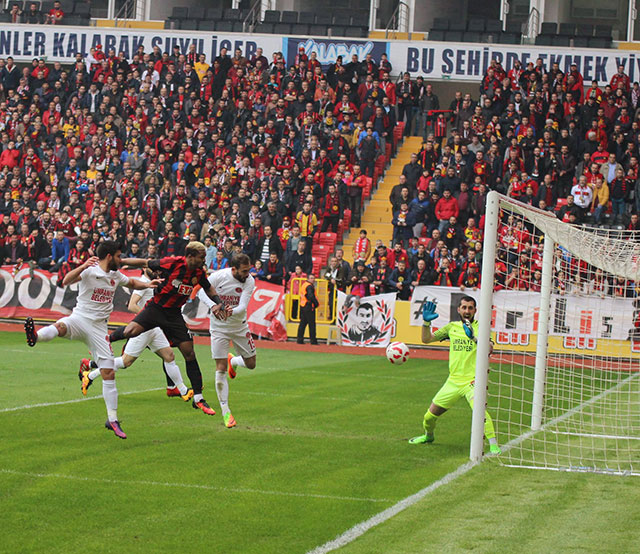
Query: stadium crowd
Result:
<box><xmin>0</xmin><ymin>38</ymin><xmax>637</xmax><ymax>301</ymax></box>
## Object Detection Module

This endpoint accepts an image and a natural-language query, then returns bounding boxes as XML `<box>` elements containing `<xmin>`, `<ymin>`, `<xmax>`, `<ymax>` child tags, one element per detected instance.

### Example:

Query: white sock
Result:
<box><xmin>194</xmin><ymin>393</ymin><xmax>203</xmax><ymax>402</ymax></box>
<box><xmin>164</xmin><ymin>361</ymin><xmax>188</xmax><ymax>395</ymax></box>
<box><xmin>88</xmin><ymin>368</ymin><xmax>100</xmax><ymax>381</ymax></box>
<box><xmin>231</xmin><ymin>356</ymin><xmax>246</xmax><ymax>369</ymax></box>
<box><xmin>215</xmin><ymin>371</ymin><xmax>230</xmax><ymax>416</ymax></box>
<box><xmin>102</xmin><ymin>379</ymin><xmax>118</xmax><ymax>422</ymax></box>
<box><xmin>114</xmin><ymin>357</ymin><xmax>125</xmax><ymax>370</ymax></box>
<box><xmin>36</xmin><ymin>325</ymin><xmax>58</xmax><ymax>342</ymax></box>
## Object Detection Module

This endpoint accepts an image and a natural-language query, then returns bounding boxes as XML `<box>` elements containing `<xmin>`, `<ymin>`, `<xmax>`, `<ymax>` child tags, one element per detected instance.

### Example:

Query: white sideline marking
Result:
<box><xmin>307</xmin><ymin>461</ymin><xmax>478</xmax><ymax>554</ymax></box>
<box><xmin>0</xmin><ymin>387</ymin><xmax>164</xmax><ymax>413</ymax></box>
<box><xmin>0</xmin><ymin>469</ymin><xmax>391</xmax><ymax>504</ymax></box>
<box><xmin>307</xmin><ymin>374</ymin><xmax>640</xmax><ymax>553</ymax></box>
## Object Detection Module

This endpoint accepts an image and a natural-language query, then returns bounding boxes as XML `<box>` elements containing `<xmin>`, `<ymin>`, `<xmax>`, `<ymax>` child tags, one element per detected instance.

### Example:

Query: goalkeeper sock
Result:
<box><xmin>215</xmin><ymin>371</ymin><xmax>230</xmax><ymax>417</ymax></box>
<box><xmin>36</xmin><ymin>325</ymin><xmax>58</xmax><ymax>342</ymax></box>
<box><xmin>230</xmin><ymin>356</ymin><xmax>246</xmax><ymax>369</ymax></box>
<box><xmin>484</xmin><ymin>411</ymin><xmax>497</xmax><ymax>441</ymax></box>
<box><xmin>423</xmin><ymin>410</ymin><xmax>439</xmax><ymax>436</ymax></box>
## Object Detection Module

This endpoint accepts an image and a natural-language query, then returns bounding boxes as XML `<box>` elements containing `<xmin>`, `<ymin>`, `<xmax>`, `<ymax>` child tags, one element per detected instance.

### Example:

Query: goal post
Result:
<box><xmin>470</xmin><ymin>191</ymin><xmax>640</xmax><ymax>475</ymax></box>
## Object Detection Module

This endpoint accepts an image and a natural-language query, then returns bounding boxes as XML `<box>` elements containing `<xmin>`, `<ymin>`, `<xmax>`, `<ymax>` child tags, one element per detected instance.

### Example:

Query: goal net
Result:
<box><xmin>470</xmin><ymin>191</ymin><xmax>640</xmax><ymax>476</ymax></box>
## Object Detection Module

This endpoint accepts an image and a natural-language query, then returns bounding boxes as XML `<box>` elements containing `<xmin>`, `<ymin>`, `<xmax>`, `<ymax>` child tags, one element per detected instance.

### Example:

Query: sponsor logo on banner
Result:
<box><xmin>285</xmin><ymin>37</ymin><xmax>389</xmax><ymax>67</ymax></box>
<box><xmin>336</xmin><ymin>291</ymin><xmax>396</xmax><ymax>348</ymax></box>
<box><xmin>411</xmin><ymin>286</ymin><xmax>636</xmax><ymax>342</ymax></box>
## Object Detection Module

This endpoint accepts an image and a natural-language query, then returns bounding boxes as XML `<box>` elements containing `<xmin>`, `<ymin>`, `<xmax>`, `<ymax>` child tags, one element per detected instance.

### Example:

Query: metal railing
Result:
<box><xmin>523</xmin><ymin>7</ymin><xmax>540</xmax><ymax>39</ymax></box>
<box><xmin>243</xmin><ymin>0</ymin><xmax>263</xmax><ymax>33</ymax></box>
<box><xmin>385</xmin><ymin>1</ymin><xmax>410</xmax><ymax>39</ymax></box>
<box><xmin>114</xmin><ymin>0</ymin><xmax>136</xmax><ymax>27</ymax></box>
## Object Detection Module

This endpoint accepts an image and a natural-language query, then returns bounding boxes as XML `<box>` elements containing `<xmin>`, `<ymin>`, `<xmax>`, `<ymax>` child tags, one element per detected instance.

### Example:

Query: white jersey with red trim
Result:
<box><xmin>198</xmin><ymin>268</ymin><xmax>255</xmax><ymax>330</ymax></box>
<box><xmin>73</xmin><ymin>265</ymin><xmax>130</xmax><ymax>320</ymax></box>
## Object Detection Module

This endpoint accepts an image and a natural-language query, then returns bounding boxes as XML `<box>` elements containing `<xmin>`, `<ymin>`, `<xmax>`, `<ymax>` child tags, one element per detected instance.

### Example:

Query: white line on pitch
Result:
<box><xmin>0</xmin><ymin>387</ymin><xmax>164</xmax><ymax>413</ymax></box>
<box><xmin>0</xmin><ymin>469</ymin><xmax>391</xmax><ymax>504</ymax></box>
<box><xmin>307</xmin><ymin>373</ymin><xmax>640</xmax><ymax>553</ymax></box>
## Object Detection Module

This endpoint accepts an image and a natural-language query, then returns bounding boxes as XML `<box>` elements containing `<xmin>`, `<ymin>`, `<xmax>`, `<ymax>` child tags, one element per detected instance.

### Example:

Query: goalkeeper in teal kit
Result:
<box><xmin>409</xmin><ymin>295</ymin><xmax>501</xmax><ymax>454</ymax></box>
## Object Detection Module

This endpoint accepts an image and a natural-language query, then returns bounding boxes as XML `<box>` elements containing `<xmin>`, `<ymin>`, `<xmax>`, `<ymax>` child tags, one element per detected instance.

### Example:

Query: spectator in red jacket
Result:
<box><xmin>435</xmin><ymin>189</ymin><xmax>459</xmax><ymax>233</ymax></box>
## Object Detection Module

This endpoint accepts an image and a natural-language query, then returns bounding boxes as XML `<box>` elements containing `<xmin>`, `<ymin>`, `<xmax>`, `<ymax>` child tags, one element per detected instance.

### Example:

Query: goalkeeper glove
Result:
<box><xmin>462</xmin><ymin>319</ymin><xmax>477</xmax><ymax>342</ymax></box>
<box><xmin>422</xmin><ymin>301</ymin><xmax>439</xmax><ymax>325</ymax></box>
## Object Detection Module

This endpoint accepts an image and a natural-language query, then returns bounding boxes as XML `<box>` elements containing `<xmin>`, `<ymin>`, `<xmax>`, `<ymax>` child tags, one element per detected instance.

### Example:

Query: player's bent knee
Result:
<box><xmin>158</xmin><ymin>348</ymin><xmax>175</xmax><ymax>363</ymax></box>
<box><xmin>54</xmin><ymin>321</ymin><xmax>67</xmax><ymax>336</ymax></box>
<box><xmin>125</xmin><ymin>322</ymin><xmax>143</xmax><ymax>338</ymax></box>
<box><xmin>245</xmin><ymin>357</ymin><xmax>257</xmax><ymax>369</ymax></box>
<box><xmin>100</xmin><ymin>368</ymin><xmax>115</xmax><ymax>380</ymax></box>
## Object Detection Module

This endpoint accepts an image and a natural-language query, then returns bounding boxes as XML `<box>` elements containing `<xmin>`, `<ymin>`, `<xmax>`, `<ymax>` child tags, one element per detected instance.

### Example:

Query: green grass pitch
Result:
<box><xmin>1</xmin><ymin>332</ymin><xmax>638</xmax><ymax>553</ymax></box>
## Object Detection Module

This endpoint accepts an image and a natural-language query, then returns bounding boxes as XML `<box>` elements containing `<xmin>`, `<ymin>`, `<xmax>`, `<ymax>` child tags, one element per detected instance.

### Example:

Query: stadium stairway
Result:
<box><xmin>341</xmin><ymin>136</ymin><xmax>423</xmax><ymax>264</ymax></box>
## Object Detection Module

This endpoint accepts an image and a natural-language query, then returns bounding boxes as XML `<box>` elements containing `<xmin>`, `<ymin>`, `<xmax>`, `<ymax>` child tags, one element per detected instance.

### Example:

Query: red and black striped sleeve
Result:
<box><xmin>148</xmin><ymin>256</ymin><xmax>178</xmax><ymax>273</ymax></box>
<box><xmin>198</xmin><ymin>269</ymin><xmax>211</xmax><ymax>290</ymax></box>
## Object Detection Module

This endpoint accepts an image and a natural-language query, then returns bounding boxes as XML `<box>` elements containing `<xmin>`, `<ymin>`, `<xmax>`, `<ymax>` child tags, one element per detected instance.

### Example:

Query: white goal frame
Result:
<box><xmin>470</xmin><ymin>191</ymin><xmax>640</xmax><ymax>472</ymax></box>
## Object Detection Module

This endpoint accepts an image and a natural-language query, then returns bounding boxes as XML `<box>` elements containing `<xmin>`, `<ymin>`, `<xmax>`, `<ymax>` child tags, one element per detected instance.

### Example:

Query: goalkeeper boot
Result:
<box><xmin>223</xmin><ymin>412</ymin><xmax>237</xmax><ymax>428</ymax></box>
<box><xmin>166</xmin><ymin>387</ymin><xmax>181</xmax><ymax>397</ymax></box>
<box><xmin>193</xmin><ymin>398</ymin><xmax>216</xmax><ymax>415</ymax></box>
<box><xmin>227</xmin><ymin>353</ymin><xmax>236</xmax><ymax>379</ymax></box>
<box><xmin>80</xmin><ymin>370</ymin><xmax>93</xmax><ymax>396</ymax></box>
<box><xmin>24</xmin><ymin>317</ymin><xmax>37</xmax><ymax>347</ymax></box>
<box><xmin>105</xmin><ymin>420</ymin><xmax>127</xmax><ymax>439</ymax></box>
<box><xmin>181</xmin><ymin>388</ymin><xmax>194</xmax><ymax>402</ymax></box>
<box><xmin>489</xmin><ymin>443</ymin><xmax>502</xmax><ymax>455</ymax></box>
<box><xmin>408</xmin><ymin>433</ymin><xmax>435</xmax><ymax>445</ymax></box>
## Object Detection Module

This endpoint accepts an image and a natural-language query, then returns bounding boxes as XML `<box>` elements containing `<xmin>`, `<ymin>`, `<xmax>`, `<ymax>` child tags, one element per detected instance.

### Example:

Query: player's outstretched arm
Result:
<box><xmin>127</xmin><ymin>278</ymin><xmax>162</xmax><ymax>291</ymax></box>
<box><xmin>62</xmin><ymin>256</ymin><xmax>99</xmax><ymax>286</ymax></box>
<box><xmin>120</xmin><ymin>258</ymin><xmax>149</xmax><ymax>269</ymax></box>
<box><xmin>422</xmin><ymin>300</ymin><xmax>439</xmax><ymax>344</ymax></box>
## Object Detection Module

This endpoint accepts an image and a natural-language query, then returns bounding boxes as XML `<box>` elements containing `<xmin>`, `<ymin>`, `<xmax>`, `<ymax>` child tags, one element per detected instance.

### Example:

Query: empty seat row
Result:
<box><xmin>539</xmin><ymin>22</ymin><xmax>612</xmax><ymax>38</ymax></box>
<box><xmin>428</xmin><ymin>30</ymin><xmax>521</xmax><ymax>44</ymax></box>
<box><xmin>263</xmin><ymin>10</ymin><xmax>368</xmax><ymax>28</ymax></box>
<box><xmin>170</xmin><ymin>6</ymin><xmax>243</xmax><ymax>21</ymax></box>
<box><xmin>255</xmin><ymin>22</ymin><xmax>367</xmax><ymax>38</ymax></box>
<box><xmin>165</xmin><ymin>19</ymin><xmax>244</xmax><ymax>32</ymax></box>
<box><xmin>431</xmin><ymin>17</ymin><xmax>503</xmax><ymax>33</ymax></box>
<box><xmin>535</xmin><ymin>35</ymin><xmax>612</xmax><ymax>48</ymax></box>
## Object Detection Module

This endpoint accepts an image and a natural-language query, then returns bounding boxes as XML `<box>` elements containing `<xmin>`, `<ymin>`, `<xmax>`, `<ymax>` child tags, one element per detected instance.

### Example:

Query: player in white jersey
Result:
<box><xmin>77</xmin><ymin>268</ymin><xmax>193</xmax><ymax>402</ymax></box>
<box><xmin>198</xmin><ymin>253</ymin><xmax>256</xmax><ymax>428</ymax></box>
<box><xmin>24</xmin><ymin>241</ymin><xmax>160</xmax><ymax>439</ymax></box>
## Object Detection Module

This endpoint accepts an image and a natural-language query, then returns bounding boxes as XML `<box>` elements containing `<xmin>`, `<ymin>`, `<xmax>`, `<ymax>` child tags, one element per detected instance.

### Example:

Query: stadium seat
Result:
<box><xmin>198</xmin><ymin>20</ymin><xmax>216</xmax><ymax>31</ymax></box>
<box><xmin>535</xmin><ymin>35</ymin><xmax>552</xmax><ymax>46</ymax></box>
<box><xmin>223</xmin><ymin>8</ymin><xmax>241</xmax><ymax>20</ymax></box>
<box><xmin>298</xmin><ymin>11</ymin><xmax>315</xmax><ymax>24</ymax></box>
<box><xmin>499</xmin><ymin>32</ymin><xmax>519</xmax><ymax>44</ymax></box>
<box><xmin>164</xmin><ymin>20</ymin><xmax>175</xmax><ymax>29</ymax></box>
<box><xmin>551</xmin><ymin>35</ymin><xmax>570</xmax><ymax>47</ymax></box>
<box><xmin>428</xmin><ymin>30</ymin><xmax>445</xmax><ymax>41</ymax></box>
<box><xmin>573</xmin><ymin>36</ymin><xmax>589</xmax><ymax>48</ymax></box>
<box><xmin>431</xmin><ymin>17</ymin><xmax>449</xmax><ymax>30</ymax></box>
<box><xmin>232</xmin><ymin>21</ymin><xmax>244</xmax><ymax>32</ymax></box>
<box><xmin>345</xmin><ymin>27</ymin><xmax>366</xmax><ymax>38</ymax></box>
<box><xmin>181</xmin><ymin>19</ymin><xmax>198</xmax><ymax>30</ymax></box>
<box><xmin>206</xmin><ymin>7</ymin><xmax>223</xmax><ymax>20</ymax></box>
<box><xmin>331</xmin><ymin>26</ymin><xmax>346</xmax><ymax>37</ymax></box>
<box><xmin>558</xmin><ymin>23</ymin><xmax>575</xmax><ymax>36</ymax></box>
<box><xmin>315</xmin><ymin>13</ymin><xmax>331</xmax><ymax>25</ymax></box>
<box><xmin>350</xmin><ymin>13</ymin><xmax>369</xmax><ymax>28</ymax></box>
<box><xmin>589</xmin><ymin>37</ymin><xmax>612</xmax><ymax>48</ymax></box>
<box><xmin>171</xmin><ymin>6</ymin><xmax>188</xmax><ymax>20</ymax></box>
<box><xmin>59</xmin><ymin>0</ymin><xmax>74</xmax><ymax>12</ymax></box>
<box><xmin>254</xmin><ymin>22</ymin><xmax>274</xmax><ymax>33</ymax></box>
<box><xmin>188</xmin><ymin>6</ymin><xmax>205</xmax><ymax>20</ymax></box>
<box><xmin>73</xmin><ymin>3</ymin><xmax>91</xmax><ymax>16</ymax></box>
<box><xmin>444</xmin><ymin>30</ymin><xmax>463</xmax><ymax>42</ymax></box>
<box><xmin>216</xmin><ymin>20</ymin><xmax>233</xmax><ymax>32</ymax></box>
<box><xmin>467</xmin><ymin>18</ymin><xmax>485</xmax><ymax>32</ymax></box>
<box><xmin>291</xmin><ymin>23</ymin><xmax>309</xmax><ymax>35</ymax></box>
<box><xmin>448</xmin><ymin>20</ymin><xmax>465</xmax><ymax>32</ymax></box>
<box><xmin>462</xmin><ymin>31</ymin><xmax>481</xmax><ymax>43</ymax></box>
<box><xmin>274</xmin><ymin>22</ymin><xmax>291</xmax><ymax>34</ymax></box>
<box><xmin>281</xmin><ymin>10</ymin><xmax>297</xmax><ymax>24</ymax></box>
<box><xmin>309</xmin><ymin>24</ymin><xmax>328</xmax><ymax>36</ymax></box>
<box><xmin>263</xmin><ymin>10</ymin><xmax>280</xmax><ymax>23</ymax></box>
<box><xmin>485</xmin><ymin>19</ymin><xmax>501</xmax><ymax>33</ymax></box>
<box><xmin>540</xmin><ymin>22</ymin><xmax>556</xmax><ymax>35</ymax></box>
<box><xmin>595</xmin><ymin>24</ymin><xmax>613</xmax><ymax>38</ymax></box>
<box><xmin>576</xmin><ymin>23</ymin><xmax>594</xmax><ymax>37</ymax></box>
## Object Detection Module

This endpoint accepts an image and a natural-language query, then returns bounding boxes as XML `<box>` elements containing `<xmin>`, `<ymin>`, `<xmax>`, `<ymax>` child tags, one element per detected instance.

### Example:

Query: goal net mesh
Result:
<box><xmin>486</xmin><ymin>196</ymin><xmax>640</xmax><ymax>475</ymax></box>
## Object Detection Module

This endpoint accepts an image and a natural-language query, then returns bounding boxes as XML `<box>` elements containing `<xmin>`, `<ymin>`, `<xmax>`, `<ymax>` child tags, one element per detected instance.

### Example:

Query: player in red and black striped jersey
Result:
<box><xmin>112</xmin><ymin>241</ymin><xmax>229</xmax><ymax>415</ymax></box>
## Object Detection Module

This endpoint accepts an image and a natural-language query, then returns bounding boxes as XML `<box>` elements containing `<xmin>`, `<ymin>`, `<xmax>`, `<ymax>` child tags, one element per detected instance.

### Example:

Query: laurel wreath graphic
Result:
<box><xmin>338</xmin><ymin>298</ymin><xmax>393</xmax><ymax>346</ymax></box>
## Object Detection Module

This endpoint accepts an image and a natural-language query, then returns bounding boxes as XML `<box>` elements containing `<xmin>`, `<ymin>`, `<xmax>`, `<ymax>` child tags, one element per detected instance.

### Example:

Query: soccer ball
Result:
<box><xmin>386</xmin><ymin>341</ymin><xmax>410</xmax><ymax>365</ymax></box>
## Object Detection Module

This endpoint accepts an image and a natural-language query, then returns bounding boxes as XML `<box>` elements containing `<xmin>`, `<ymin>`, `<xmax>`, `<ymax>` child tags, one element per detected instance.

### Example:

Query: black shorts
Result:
<box><xmin>133</xmin><ymin>302</ymin><xmax>192</xmax><ymax>346</ymax></box>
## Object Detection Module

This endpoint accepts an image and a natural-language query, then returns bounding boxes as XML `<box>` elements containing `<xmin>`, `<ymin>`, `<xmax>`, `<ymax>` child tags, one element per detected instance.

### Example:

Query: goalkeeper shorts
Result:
<box><xmin>431</xmin><ymin>378</ymin><xmax>475</xmax><ymax>410</ymax></box>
